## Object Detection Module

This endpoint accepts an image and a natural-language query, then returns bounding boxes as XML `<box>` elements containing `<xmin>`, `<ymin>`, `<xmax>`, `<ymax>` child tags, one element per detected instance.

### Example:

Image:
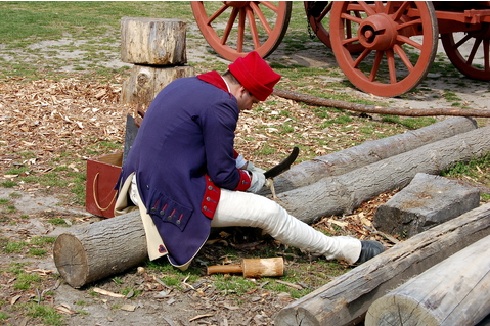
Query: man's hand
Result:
<box><xmin>236</xmin><ymin>154</ymin><xmax>266</xmax><ymax>174</ymax></box>
<box><xmin>248</xmin><ymin>171</ymin><xmax>266</xmax><ymax>193</ymax></box>
<box><xmin>245</xmin><ymin>161</ymin><xmax>266</xmax><ymax>174</ymax></box>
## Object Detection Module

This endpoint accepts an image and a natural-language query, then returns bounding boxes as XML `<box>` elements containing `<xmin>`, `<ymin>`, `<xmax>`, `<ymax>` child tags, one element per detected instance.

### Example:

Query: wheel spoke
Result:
<box><xmin>353</xmin><ymin>48</ymin><xmax>372</xmax><ymax>67</ymax></box>
<box><xmin>374</xmin><ymin>1</ymin><xmax>385</xmax><ymax>14</ymax></box>
<box><xmin>397</xmin><ymin>18</ymin><xmax>422</xmax><ymax>32</ymax></box>
<box><xmin>246</xmin><ymin>7</ymin><xmax>261</xmax><ymax>48</ymax></box>
<box><xmin>319</xmin><ymin>2</ymin><xmax>333</xmax><ymax>20</ymax></box>
<box><xmin>258</xmin><ymin>1</ymin><xmax>278</xmax><ymax>13</ymax></box>
<box><xmin>341</xmin><ymin>12</ymin><xmax>363</xmax><ymax>24</ymax></box>
<box><xmin>342</xmin><ymin>35</ymin><xmax>360</xmax><ymax>47</ymax></box>
<box><xmin>250</xmin><ymin>2</ymin><xmax>272</xmax><ymax>35</ymax></box>
<box><xmin>393</xmin><ymin>43</ymin><xmax>414</xmax><ymax>72</ymax></box>
<box><xmin>357</xmin><ymin>1</ymin><xmax>376</xmax><ymax>16</ymax></box>
<box><xmin>369</xmin><ymin>50</ymin><xmax>384</xmax><ymax>82</ymax></box>
<box><xmin>207</xmin><ymin>4</ymin><xmax>229</xmax><ymax>25</ymax></box>
<box><xmin>386</xmin><ymin>49</ymin><xmax>397</xmax><ymax>84</ymax></box>
<box><xmin>392</xmin><ymin>1</ymin><xmax>411</xmax><ymax>21</ymax></box>
<box><xmin>385</xmin><ymin>1</ymin><xmax>396</xmax><ymax>14</ymax></box>
<box><xmin>484</xmin><ymin>39</ymin><xmax>490</xmax><ymax>71</ymax></box>
<box><xmin>221</xmin><ymin>8</ymin><xmax>239</xmax><ymax>46</ymax></box>
<box><xmin>397</xmin><ymin>35</ymin><xmax>423</xmax><ymax>50</ymax></box>
<box><xmin>454</xmin><ymin>34</ymin><xmax>473</xmax><ymax>49</ymax></box>
<box><xmin>467</xmin><ymin>37</ymin><xmax>483</xmax><ymax>65</ymax></box>
<box><xmin>236</xmin><ymin>8</ymin><xmax>246</xmax><ymax>52</ymax></box>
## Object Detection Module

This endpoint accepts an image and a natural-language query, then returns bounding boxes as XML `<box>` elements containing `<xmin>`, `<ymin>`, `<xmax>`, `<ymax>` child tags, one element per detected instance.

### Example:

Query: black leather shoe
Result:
<box><xmin>355</xmin><ymin>240</ymin><xmax>385</xmax><ymax>264</ymax></box>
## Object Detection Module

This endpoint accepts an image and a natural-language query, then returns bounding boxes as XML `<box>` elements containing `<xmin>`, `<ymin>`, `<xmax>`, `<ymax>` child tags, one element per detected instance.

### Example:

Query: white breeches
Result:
<box><xmin>129</xmin><ymin>177</ymin><xmax>361</xmax><ymax>265</ymax></box>
<box><xmin>213</xmin><ymin>189</ymin><xmax>361</xmax><ymax>265</ymax></box>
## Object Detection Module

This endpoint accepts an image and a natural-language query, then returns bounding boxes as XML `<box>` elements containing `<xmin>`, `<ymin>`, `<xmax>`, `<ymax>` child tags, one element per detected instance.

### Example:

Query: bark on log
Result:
<box><xmin>274</xmin><ymin>203</ymin><xmax>490</xmax><ymax>326</ymax></box>
<box><xmin>121</xmin><ymin>64</ymin><xmax>195</xmax><ymax>106</ymax></box>
<box><xmin>260</xmin><ymin>117</ymin><xmax>477</xmax><ymax>195</ymax></box>
<box><xmin>365</xmin><ymin>235</ymin><xmax>490</xmax><ymax>326</ymax></box>
<box><xmin>273</xmin><ymin>89</ymin><xmax>490</xmax><ymax>117</ymax></box>
<box><xmin>120</xmin><ymin>17</ymin><xmax>187</xmax><ymax>65</ymax></box>
<box><xmin>53</xmin><ymin>211</ymin><xmax>147</xmax><ymax>288</ymax></box>
<box><xmin>275</xmin><ymin>126</ymin><xmax>490</xmax><ymax>225</ymax></box>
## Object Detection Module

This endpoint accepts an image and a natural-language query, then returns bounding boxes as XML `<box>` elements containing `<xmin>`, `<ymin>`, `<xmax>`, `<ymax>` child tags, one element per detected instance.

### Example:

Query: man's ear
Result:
<box><xmin>238</xmin><ymin>86</ymin><xmax>248</xmax><ymax>97</ymax></box>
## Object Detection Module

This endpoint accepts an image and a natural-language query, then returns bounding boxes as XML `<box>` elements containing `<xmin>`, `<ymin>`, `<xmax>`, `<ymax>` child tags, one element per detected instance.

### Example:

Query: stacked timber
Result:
<box><xmin>274</xmin><ymin>203</ymin><xmax>490</xmax><ymax>326</ymax></box>
<box><xmin>120</xmin><ymin>17</ymin><xmax>195</xmax><ymax>107</ymax></box>
<box><xmin>365</xmin><ymin>235</ymin><xmax>490</xmax><ymax>326</ymax></box>
<box><xmin>53</xmin><ymin>118</ymin><xmax>490</xmax><ymax>291</ymax></box>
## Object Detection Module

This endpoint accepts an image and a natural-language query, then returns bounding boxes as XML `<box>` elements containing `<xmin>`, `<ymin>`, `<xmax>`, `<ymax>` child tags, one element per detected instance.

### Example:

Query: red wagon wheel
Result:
<box><xmin>304</xmin><ymin>1</ymin><xmax>333</xmax><ymax>48</ymax></box>
<box><xmin>191</xmin><ymin>1</ymin><xmax>292</xmax><ymax>61</ymax></box>
<box><xmin>304</xmin><ymin>1</ymin><xmax>364</xmax><ymax>53</ymax></box>
<box><xmin>329</xmin><ymin>1</ymin><xmax>439</xmax><ymax>97</ymax></box>
<box><xmin>441</xmin><ymin>24</ymin><xmax>490</xmax><ymax>81</ymax></box>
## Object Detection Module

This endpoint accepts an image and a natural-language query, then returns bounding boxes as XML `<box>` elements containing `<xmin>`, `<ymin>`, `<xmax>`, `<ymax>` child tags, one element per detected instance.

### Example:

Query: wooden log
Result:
<box><xmin>273</xmin><ymin>88</ymin><xmax>490</xmax><ymax>118</ymax></box>
<box><xmin>121</xmin><ymin>64</ymin><xmax>195</xmax><ymax>106</ymax></box>
<box><xmin>53</xmin><ymin>211</ymin><xmax>147</xmax><ymax>288</ymax></box>
<box><xmin>120</xmin><ymin>17</ymin><xmax>187</xmax><ymax>65</ymax></box>
<box><xmin>274</xmin><ymin>203</ymin><xmax>490</xmax><ymax>326</ymax></box>
<box><xmin>373</xmin><ymin>173</ymin><xmax>481</xmax><ymax>238</ymax></box>
<box><xmin>260</xmin><ymin>117</ymin><xmax>477</xmax><ymax>195</ymax></box>
<box><xmin>365</xmin><ymin>235</ymin><xmax>490</xmax><ymax>326</ymax></box>
<box><xmin>275</xmin><ymin>126</ymin><xmax>490</xmax><ymax>225</ymax></box>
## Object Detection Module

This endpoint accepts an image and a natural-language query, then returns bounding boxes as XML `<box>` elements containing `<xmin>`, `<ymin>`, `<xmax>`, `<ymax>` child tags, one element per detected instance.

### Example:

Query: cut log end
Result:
<box><xmin>366</xmin><ymin>294</ymin><xmax>440</xmax><ymax>326</ymax></box>
<box><xmin>53</xmin><ymin>233</ymin><xmax>89</xmax><ymax>288</ymax></box>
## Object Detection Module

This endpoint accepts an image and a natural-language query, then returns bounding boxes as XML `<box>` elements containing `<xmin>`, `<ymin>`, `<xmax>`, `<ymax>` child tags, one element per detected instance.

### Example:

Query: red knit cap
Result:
<box><xmin>228</xmin><ymin>51</ymin><xmax>281</xmax><ymax>101</ymax></box>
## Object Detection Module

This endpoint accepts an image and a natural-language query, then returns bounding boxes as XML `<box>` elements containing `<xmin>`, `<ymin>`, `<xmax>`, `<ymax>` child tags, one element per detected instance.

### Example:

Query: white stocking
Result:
<box><xmin>212</xmin><ymin>189</ymin><xmax>361</xmax><ymax>264</ymax></box>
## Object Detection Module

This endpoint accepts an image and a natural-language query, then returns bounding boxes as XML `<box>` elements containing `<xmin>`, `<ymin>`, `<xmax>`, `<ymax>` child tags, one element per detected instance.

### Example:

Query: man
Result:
<box><xmin>115</xmin><ymin>51</ymin><xmax>384</xmax><ymax>271</ymax></box>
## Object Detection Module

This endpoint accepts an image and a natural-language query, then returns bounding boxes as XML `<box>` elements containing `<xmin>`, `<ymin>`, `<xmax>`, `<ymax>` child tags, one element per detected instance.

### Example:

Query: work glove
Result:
<box><xmin>245</xmin><ymin>160</ymin><xmax>266</xmax><ymax>174</ymax></box>
<box><xmin>236</xmin><ymin>154</ymin><xmax>266</xmax><ymax>174</ymax></box>
<box><xmin>247</xmin><ymin>171</ymin><xmax>266</xmax><ymax>193</ymax></box>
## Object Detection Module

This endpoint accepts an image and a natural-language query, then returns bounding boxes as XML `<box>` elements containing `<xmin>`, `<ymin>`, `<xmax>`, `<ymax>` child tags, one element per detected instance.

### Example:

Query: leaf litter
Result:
<box><xmin>4</xmin><ymin>69</ymin><xmax>484</xmax><ymax>325</ymax></box>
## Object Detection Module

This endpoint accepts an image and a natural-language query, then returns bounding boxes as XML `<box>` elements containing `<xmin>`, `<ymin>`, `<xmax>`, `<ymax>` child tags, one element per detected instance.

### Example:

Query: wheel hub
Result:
<box><xmin>223</xmin><ymin>1</ymin><xmax>250</xmax><ymax>8</ymax></box>
<box><xmin>358</xmin><ymin>13</ymin><xmax>398</xmax><ymax>50</ymax></box>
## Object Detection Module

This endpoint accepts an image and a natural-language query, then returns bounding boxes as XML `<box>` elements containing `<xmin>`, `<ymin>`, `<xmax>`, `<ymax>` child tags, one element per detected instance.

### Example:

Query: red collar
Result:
<box><xmin>197</xmin><ymin>71</ymin><xmax>228</xmax><ymax>93</ymax></box>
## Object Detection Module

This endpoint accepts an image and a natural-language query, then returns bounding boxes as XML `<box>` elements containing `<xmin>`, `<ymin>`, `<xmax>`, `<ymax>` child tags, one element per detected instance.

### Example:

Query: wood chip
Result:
<box><xmin>92</xmin><ymin>287</ymin><xmax>125</xmax><ymax>298</ymax></box>
<box><xmin>275</xmin><ymin>280</ymin><xmax>304</xmax><ymax>290</ymax></box>
<box><xmin>10</xmin><ymin>294</ymin><xmax>21</xmax><ymax>305</ymax></box>
<box><xmin>120</xmin><ymin>305</ymin><xmax>136</xmax><ymax>312</ymax></box>
<box><xmin>189</xmin><ymin>313</ymin><xmax>214</xmax><ymax>322</ymax></box>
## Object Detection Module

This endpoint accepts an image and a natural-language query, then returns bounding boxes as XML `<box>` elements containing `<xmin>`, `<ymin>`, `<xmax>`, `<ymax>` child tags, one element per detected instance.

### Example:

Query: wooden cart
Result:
<box><xmin>191</xmin><ymin>1</ymin><xmax>490</xmax><ymax>97</ymax></box>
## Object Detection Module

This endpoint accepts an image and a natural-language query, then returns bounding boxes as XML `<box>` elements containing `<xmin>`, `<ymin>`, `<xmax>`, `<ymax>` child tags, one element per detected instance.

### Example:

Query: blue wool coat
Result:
<box><xmin>117</xmin><ymin>72</ymin><xmax>252</xmax><ymax>267</ymax></box>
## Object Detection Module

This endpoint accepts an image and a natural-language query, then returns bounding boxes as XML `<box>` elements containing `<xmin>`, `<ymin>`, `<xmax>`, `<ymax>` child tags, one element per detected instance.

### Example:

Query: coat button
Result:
<box><xmin>208</xmin><ymin>185</ymin><xmax>213</xmax><ymax>190</ymax></box>
<box><xmin>203</xmin><ymin>205</ymin><xmax>208</xmax><ymax>210</ymax></box>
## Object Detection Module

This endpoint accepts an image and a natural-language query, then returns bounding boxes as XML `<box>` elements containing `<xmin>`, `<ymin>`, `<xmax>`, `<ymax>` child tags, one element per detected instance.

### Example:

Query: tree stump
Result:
<box><xmin>121</xmin><ymin>64</ymin><xmax>195</xmax><ymax>106</ymax></box>
<box><xmin>365</xmin><ymin>235</ymin><xmax>490</xmax><ymax>326</ymax></box>
<box><xmin>120</xmin><ymin>17</ymin><xmax>195</xmax><ymax>107</ymax></box>
<box><xmin>261</xmin><ymin>117</ymin><xmax>477</xmax><ymax>195</ymax></box>
<box><xmin>120</xmin><ymin>17</ymin><xmax>187</xmax><ymax>65</ymax></box>
<box><xmin>53</xmin><ymin>211</ymin><xmax>147</xmax><ymax>288</ymax></box>
<box><xmin>274</xmin><ymin>203</ymin><xmax>490</xmax><ymax>326</ymax></box>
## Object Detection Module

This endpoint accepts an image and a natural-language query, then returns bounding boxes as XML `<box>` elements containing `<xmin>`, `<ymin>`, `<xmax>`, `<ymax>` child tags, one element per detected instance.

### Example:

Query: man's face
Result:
<box><xmin>236</xmin><ymin>87</ymin><xmax>259</xmax><ymax>111</ymax></box>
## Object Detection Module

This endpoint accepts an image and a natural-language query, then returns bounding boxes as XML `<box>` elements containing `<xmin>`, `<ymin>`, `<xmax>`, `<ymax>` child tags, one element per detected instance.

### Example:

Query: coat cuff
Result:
<box><xmin>234</xmin><ymin>170</ymin><xmax>252</xmax><ymax>191</ymax></box>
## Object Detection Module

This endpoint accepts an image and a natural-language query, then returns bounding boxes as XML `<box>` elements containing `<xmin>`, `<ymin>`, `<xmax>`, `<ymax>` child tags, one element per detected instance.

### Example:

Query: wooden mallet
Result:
<box><xmin>207</xmin><ymin>258</ymin><xmax>284</xmax><ymax>278</ymax></box>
